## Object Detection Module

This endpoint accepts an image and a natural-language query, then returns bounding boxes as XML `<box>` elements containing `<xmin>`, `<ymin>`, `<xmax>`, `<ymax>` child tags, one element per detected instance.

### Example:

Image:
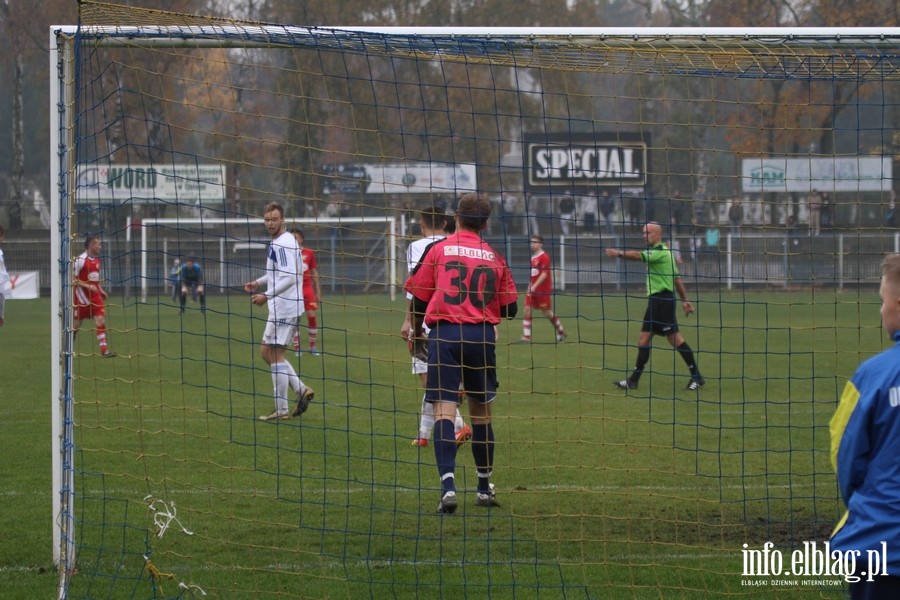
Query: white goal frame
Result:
<box><xmin>126</xmin><ymin>216</ymin><xmax>399</xmax><ymax>303</ymax></box>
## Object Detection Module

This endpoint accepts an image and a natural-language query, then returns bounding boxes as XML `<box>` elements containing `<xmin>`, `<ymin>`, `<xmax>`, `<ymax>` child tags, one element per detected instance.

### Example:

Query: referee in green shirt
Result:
<box><xmin>605</xmin><ymin>221</ymin><xmax>705</xmax><ymax>391</ymax></box>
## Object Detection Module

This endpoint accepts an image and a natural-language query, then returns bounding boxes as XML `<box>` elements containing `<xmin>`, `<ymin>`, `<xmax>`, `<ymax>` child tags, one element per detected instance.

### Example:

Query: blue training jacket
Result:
<box><xmin>830</xmin><ymin>331</ymin><xmax>900</xmax><ymax>575</ymax></box>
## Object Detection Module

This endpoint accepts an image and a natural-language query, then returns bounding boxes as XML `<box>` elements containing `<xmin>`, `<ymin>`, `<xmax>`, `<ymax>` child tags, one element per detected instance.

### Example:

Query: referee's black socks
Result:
<box><xmin>629</xmin><ymin>345</ymin><xmax>652</xmax><ymax>384</ymax></box>
<box><xmin>676</xmin><ymin>342</ymin><xmax>700</xmax><ymax>379</ymax></box>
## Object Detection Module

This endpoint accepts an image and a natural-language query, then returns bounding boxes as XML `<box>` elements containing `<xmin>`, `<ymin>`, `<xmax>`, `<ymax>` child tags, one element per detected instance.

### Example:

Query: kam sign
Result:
<box><xmin>524</xmin><ymin>133</ymin><xmax>648</xmax><ymax>192</ymax></box>
<box><xmin>75</xmin><ymin>164</ymin><xmax>227</xmax><ymax>206</ymax></box>
<box><xmin>741</xmin><ymin>157</ymin><xmax>892</xmax><ymax>193</ymax></box>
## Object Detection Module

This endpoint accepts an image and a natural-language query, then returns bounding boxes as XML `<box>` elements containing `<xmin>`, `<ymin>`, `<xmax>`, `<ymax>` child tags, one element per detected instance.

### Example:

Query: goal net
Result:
<box><xmin>52</xmin><ymin>3</ymin><xmax>900</xmax><ymax>598</ymax></box>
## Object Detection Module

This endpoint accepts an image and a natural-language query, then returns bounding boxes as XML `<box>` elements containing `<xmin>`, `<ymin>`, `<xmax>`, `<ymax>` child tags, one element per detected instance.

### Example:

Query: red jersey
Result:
<box><xmin>74</xmin><ymin>251</ymin><xmax>104</xmax><ymax>308</ymax></box>
<box><xmin>300</xmin><ymin>247</ymin><xmax>318</xmax><ymax>298</ymax></box>
<box><xmin>404</xmin><ymin>230</ymin><xmax>517</xmax><ymax>326</ymax></box>
<box><xmin>529</xmin><ymin>250</ymin><xmax>553</xmax><ymax>296</ymax></box>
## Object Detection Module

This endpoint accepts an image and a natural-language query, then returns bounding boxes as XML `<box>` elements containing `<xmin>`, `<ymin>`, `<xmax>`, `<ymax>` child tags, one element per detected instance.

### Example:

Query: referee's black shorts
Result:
<box><xmin>641</xmin><ymin>291</ymin><xmax>679</xmax><ymax>336</ymax></box>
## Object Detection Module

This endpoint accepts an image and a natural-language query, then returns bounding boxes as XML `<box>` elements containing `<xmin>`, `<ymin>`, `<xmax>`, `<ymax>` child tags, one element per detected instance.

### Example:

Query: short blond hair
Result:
<box><xmin>881</xmin><ymin>254</ymin><xmax>900</xmax><ymax>292</ymax></box>
<box><xmin>263</xmin><ymin>202</ymin><xmax>284</xmax><ymax>218</ymax></box>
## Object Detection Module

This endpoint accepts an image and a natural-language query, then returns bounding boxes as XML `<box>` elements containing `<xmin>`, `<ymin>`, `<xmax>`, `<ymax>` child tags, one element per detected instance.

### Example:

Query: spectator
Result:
<box><xmin>704</xmin><ymin>222</ymin><xmax>721</xmax><ymax>273</ymax></box>
<box><xmin>670</xmin><ymin>236</ymin><xmax>684</xmax><ymax>266</ymax></box>
<box><xmin>559</xmin><ymin>192</ymin><xmax>575</xmax><ymax>236</ymax></box>
<box><xmin>580</xmin><ymin>190</ymin><xmax>598</xmax><ymax>233</ymax></box>
<box><xmin>599</xmin><ymin>189</ymin><xmax>616</xmax><ymax>235</ymax></box>
<box><xmin>807</xmin><ymin>188</ymin><xmax>823</xmax><ymax>236</ymax></box>
<box><xmin>644</xmin><ymin>193</ymin><xmax>657</xmax><ymax>223</ymax></box>
<box><xmin>785</xmin><ymin>213</ymin><xmax>801</xmax><ymax>249</ymax></box>
<box><xmin>627</xmin><ymin>192</ymin><xmax>643</xmax><ymax>232</ymax></box>
<box><xmin>887</xmin><ymin>191</ymin><xmax>898</xmax><ymax>228</ymax></box>
<box><xmin>524</xmin><ymin>192</ymin><xmax>540</xmax><ymax>237</ymax></box>
<box><xmin>500</xmin><ymin>192</ymin><xmax>522</xmax><ymax>236</ymax></box>
<box><xmin>692</xmin><ymin>198</ymin><xmax>709</xmax><ymax>228</ymax></box>
<box><xmin>821</xmin><ymin>192</ymin><xmax>833</xmax><ymax>229</ymax></box>
<box><xmin>728</xmin><ymin>198</ymin><xmax>743</xmax><ymax>229</ymax></box>
<box><xmin>668</xmin><ymin>192</ymin><xmax>688</xmax><ymax>235</ymax></box>
<box><xmin>486</xmin><ymin>195</ymin><xmax>503</xmax><ymax>234</ymax></box>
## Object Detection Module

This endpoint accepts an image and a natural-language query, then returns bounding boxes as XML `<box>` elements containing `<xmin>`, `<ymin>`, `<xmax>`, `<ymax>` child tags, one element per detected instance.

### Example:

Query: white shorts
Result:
<box><xmin>412</xmin><ymin>356</ymin><xmax>428</xmax><ymax>375</ymax></box>
<box><xmin>263</xmin><ymin>316</ymin><xmax>299</xmax><ymax>347</ymax></box>
<box><xmin>411</xmin><ymin>323</ymin><xmax>432</xmax><ymax>375</ymax></box>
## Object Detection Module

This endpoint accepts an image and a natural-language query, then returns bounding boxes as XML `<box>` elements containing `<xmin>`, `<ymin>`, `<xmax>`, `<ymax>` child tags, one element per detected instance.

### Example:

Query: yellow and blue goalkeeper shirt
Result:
<box><xmin>830</xmin><ymin>331</ymin><xmax>900</xmax><ymax>575</ymax></box>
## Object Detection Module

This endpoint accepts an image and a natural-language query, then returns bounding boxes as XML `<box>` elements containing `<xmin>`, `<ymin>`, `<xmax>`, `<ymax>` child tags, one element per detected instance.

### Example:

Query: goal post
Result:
<box><xmin>51</xmin><ymin>6</ymin><xmax>900</xmax><ymax>598</ymax></box>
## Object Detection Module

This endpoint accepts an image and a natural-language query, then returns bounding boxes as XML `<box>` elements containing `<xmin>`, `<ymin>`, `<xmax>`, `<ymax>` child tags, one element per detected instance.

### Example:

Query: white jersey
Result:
<box><xmin>0</xmin><ymin>248</ymin><xmax>11</xmax><ymax>295</ymax></box>
<box><xmin>258</xmin><ymin>230</ymin><xmax>303</xmax><ymax>319</ymax></box>
<box><xmin>405</xmin><ymin>234</ymin><xmax>445</xmax><ymax>300</ymax></box>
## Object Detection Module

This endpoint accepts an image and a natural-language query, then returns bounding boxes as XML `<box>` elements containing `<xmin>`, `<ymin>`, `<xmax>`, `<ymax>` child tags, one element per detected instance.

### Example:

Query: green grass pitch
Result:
<box><xmin>0</xmin><ymin>289</ymin><xmax>883</xmax><ymax>598</ymax></box>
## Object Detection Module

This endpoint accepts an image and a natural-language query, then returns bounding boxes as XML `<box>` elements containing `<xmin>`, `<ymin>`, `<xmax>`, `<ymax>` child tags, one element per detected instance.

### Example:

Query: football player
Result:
<box><xmin>73</xmin><ymin>235</ymin><xmax>115</xmax><ymax>357</ymax></box>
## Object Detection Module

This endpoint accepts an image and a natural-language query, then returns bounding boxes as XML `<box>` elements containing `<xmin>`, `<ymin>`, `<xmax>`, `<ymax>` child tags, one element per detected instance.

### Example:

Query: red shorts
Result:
<box><xmin>525</xmin><ymin>293</ymin><xmax>552</xmax><ymax>310</ymax></box>
<box><xmin>303</xmin><ymin>291</ymin><xmax>318</xmax><ymax>312</ymax></box>
<box><xmin>75</xmin><ymin>301</ymin><xmax>105</xmax><ymax>321</ymax></box>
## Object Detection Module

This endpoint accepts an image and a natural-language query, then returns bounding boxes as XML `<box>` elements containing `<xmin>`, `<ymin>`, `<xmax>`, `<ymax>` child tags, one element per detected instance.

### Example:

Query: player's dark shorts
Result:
<box><xmin>641</xmin><ymin>291</ymin><xmax>679</xmax><ymax>336</ymax></box>
<box><xmin>181</xmin><ymin>281</ymin><xmax>204</xmax><ymax>294</ymax></box>
<box><xmin>425</xmin><ymin>321</ymin><xmax>498</xmax><ymax>405</ymax></box>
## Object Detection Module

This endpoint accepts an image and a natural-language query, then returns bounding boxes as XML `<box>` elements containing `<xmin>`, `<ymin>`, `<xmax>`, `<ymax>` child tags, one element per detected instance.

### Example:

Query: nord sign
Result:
<box><xmin>525</xmin><ymin>133</ymin><xmax>648</xmax><ymax>192</ymax></box>
<box><xmin>75</xmin><ymin>163</ymin><xmax>227</xmax><ymax>206</ymax></box>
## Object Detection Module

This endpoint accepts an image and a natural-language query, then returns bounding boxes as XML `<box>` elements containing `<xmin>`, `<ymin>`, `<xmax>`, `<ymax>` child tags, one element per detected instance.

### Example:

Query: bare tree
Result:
<box><xmin>1</xmin><ymin>0</ymin><xmax>26</xmax><ymax>228</ymax></box>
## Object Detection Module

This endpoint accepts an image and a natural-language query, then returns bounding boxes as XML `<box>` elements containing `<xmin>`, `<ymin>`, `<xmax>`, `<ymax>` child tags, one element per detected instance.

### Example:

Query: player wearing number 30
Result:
<box><xmin>404</xmin><ymin>193</ymin><xmax>518</xmax><ymax>514</ymax></box>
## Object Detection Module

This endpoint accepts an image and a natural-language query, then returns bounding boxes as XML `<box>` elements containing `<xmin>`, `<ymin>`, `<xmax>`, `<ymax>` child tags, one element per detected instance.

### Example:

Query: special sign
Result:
<box><xmin>524</xmin><ymin>133</ymin><xmax>648</xmax><ymax>192</ymax></box>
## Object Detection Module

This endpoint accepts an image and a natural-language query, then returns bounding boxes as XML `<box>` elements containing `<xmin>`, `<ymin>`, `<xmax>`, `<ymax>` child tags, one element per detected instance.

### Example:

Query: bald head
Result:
<box><xmin>642</xmin><ymin>222</ymin><xmax>663</xmax><ymax>245</ymax></box>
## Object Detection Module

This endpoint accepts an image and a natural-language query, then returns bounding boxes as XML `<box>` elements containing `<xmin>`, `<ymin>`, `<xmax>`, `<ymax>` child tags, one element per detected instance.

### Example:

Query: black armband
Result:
<box><xmin>501</xmin><ymin>300</ymin><xmax>518</xmax><ymax>320</ymax></box>
<box><xmin>412</xmin><ymin>296</ymin><xmax>429</xmax><ymax>318</ymax></box>
<box><xmin>410</xmin><ymin>296</ymin><xmax>429</xmax><ymax>338</ymax></box>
